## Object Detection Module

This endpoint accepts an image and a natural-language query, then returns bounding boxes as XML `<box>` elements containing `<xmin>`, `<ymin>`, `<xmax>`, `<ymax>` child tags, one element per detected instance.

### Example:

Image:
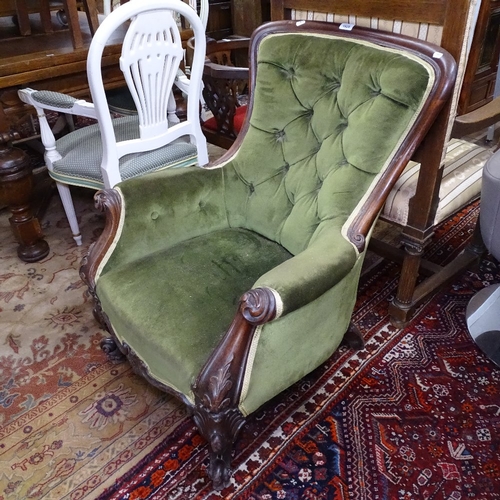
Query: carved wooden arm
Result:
<box><xmin>193</xmin><ymin>287</ymin><xmax>277</xmax><ymax>412</ymax></box>
<box><xmin>80</xmin><ymin>189</ymin><xmax>122</xmax><ymax>301</ymax></box>
<box><xmin>191</xmin><ymin>286</ymin><xmax>277</xmax><ymax>489</ymax></box>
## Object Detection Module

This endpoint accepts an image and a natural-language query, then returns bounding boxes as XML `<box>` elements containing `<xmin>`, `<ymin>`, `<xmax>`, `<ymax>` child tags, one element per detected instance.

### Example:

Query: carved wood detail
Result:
<box><xmin>191</xmin><ymin>287</ymin><xmax>276</xmax><ymax>489</ymax></box>
<box><xmin>341</xmin><ymin>322</ymin><xmax>365</xmax><ymax>350</ymax></box>
<box><xmin>0</xmin><ymin>138</ymin><xmax>49</xmax><ymax>262</ymax></box>
<box><xmin>80</xmin><ymin>188</ymin><xmax>122</xmax><ymax>292</ymax></box>
<box><xmin>200</xmin><ymin>37</ymin><xmax>250</xmax><ymax>149</ymax></box>
<box><xmin>77</xmin><ymin>16</ymin><xmax>465</xmax><ymax>488</ymax></box>
<box><xmin>202</xmin><ymin>73</ymin><xmax>247</xmax><ymax>140</ymax></box>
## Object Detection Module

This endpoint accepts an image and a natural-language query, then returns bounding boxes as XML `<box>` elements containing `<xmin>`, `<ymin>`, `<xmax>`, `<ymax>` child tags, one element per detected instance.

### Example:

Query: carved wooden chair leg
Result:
<box><xmin>192</xmin><ymin>402</ymin><xmax>246</xmax><ymax>490</ymax></box>
<box><xmin>100</xmin><ymin>337</ymin><xmax>127</xmax><ymax>364</ymax></box>
<box><xmin>341</xmin><ymin>322</ymin><xmax>365</xmax><ymax>350</ymax></box>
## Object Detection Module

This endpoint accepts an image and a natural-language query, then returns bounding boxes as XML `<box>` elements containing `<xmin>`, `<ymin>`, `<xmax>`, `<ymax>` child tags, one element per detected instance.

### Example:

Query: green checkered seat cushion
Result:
<box><xmin>50</xmin><ymin>115</ymin><xmax>198</xmax><ymax>189</ymax></box>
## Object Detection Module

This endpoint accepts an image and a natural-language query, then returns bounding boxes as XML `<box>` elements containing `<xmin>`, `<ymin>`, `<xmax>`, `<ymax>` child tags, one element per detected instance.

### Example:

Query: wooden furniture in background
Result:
<box><xmin>0</xmin><ymin>8</ymin><xmax>200</xmax><ymax>261</ymax></box>
<box><xmin>0</xmin><ymin>0</ymin><xmax>62</xmax><ymax>35</ymax></box>
<box><xmin>0</xmin><ymin>0</ymin><xmax>100</xmax><ymax>47</ymax></box>
<box><xmin>19</xmin><ymin>0</ymin><xmax>209</xmax><ymax>245</ymax></box>
<box><xmin>460</xmin><ymin>0</ymin><xmax>500</xmax><ymax>114</ymax></box>
<box><xmin>206</xmin><ymin>0</ymin><xmax>232</xmax><ymax>39</ymax></box>
<box><xmin>231</xmin><ymin>0</ymin><xmax>270</xmax><ymax>36</ymax></box>
<box><xmin>201</xmin><ymin>36</ymin><xmax>250</xmax><ymax>148</ymax></box>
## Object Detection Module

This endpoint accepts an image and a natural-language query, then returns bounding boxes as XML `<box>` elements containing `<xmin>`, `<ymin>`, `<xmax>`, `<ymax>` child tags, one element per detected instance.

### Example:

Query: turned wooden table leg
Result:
<box><xmin>0</xmin><ymin>137</ymin><xmax>49</xmax><ymax>262</ymax></box>
<box><xmin>388</xmin><ymin>241</ymin><xmax>423</xmax><ymax>328</ymax></box>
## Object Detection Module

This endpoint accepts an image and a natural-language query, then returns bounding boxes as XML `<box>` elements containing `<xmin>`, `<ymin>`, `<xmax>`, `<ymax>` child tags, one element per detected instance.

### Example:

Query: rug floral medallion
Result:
<box><xmin>1</xmin><ymin>189</ymin><xmax>499</xmax><ymax>499</ymax></box>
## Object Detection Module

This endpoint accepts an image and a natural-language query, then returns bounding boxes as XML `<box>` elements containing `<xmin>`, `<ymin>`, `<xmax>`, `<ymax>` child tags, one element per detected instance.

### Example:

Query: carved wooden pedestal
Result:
<box><xmin>0</xmin><ymin>134</ymin><xmax>49</xmax><ymax>262</ymax></box>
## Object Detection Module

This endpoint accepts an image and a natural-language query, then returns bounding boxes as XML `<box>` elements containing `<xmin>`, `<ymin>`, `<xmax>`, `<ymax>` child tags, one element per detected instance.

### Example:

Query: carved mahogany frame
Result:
<box><xmin>80</xmin><ymin>190</ymin><xmax>280</xmax><ymax>489</ymax></box>
<box><xmin>248</xmin><ymin>21</ymin><xmax>456</xmax><ymax>254</ymax></box>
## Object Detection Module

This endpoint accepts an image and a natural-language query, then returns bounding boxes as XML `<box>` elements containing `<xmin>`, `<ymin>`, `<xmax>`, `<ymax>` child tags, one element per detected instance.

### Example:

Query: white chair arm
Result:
<box><xmin>18</xmin><ymin>88</ymin><xmax>97</xmax><ymax>119</ymax></box>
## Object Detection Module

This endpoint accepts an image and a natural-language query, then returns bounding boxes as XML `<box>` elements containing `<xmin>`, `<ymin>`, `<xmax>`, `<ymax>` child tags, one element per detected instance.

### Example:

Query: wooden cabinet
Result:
<box><xmin>206</xmin><ymin>0</ymin><xmax>232</xmax><ymax>39</ymax></box>
<box><xmin>459</xmin><ymin>0</ymin><xmax>500</xmax><ymax>114</ymax></box>
<box><xmin>231</xmin><ymin>0</ymin><xmax>270</xmax><ymax>37</ymax></box>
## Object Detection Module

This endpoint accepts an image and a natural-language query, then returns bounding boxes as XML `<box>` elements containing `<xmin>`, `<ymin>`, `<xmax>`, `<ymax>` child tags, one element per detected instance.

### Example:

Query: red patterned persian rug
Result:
<box><xmin>1</xmin><ymin>192</ymin><xmax>499</xmax><ymax>499</ymax></box>
<box><xmin>90</xmin><ymin>201</ymin><xmax>500</xmax><ymax>500</ymax></box>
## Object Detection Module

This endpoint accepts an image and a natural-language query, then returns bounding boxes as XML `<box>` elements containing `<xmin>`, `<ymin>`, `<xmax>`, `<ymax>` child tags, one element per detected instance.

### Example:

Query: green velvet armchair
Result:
<box><xmin>81</xmin><ymin>20</ymin><xmax>456</xmax><ymax>490</ymax></box>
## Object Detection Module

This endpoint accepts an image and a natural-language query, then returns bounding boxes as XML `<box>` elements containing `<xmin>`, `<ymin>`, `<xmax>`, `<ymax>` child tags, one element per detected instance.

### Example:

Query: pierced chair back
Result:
<box><xmin>89</xmin><ymin>0</ymin><xmax>208</xmax><ymax>187</ymax></box>
<box><xmin>102</xmin><ymin>0</ymin><xmax>209</xmax><ymax>119</ymax></box>
<box><xmin>201</xmin><ymin>37</ymin><xmax>251</xmax><ymax>149</ymax></box>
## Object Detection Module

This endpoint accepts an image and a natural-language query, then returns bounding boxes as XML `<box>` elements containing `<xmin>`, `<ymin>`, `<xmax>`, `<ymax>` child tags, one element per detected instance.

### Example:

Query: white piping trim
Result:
<box><xmin>238</xmin><ymin>324</ymin><xmax>263</xmax><ymax>416</ymax></box>
<box><xmin>268</xmin><ymin>287</ymin><xmax>284</xmax><ymax>319</ymax></box>
<box><xmin>237</xmin><ymin>287</ymin><xmax>283</xmax><ymax>413</ymax></box>
<box><xmin>109</xmin><ymin>321</ymin><xmax>194</xmax><ymax>404</ymax></box>
<box><xmin>95</xmin><ymin>187</ymin><xmax>127</xmax><ymax>283</ymax></box>
<box><xmin>338</xmin><ymin>50</ymin><xmax>435</xmax><ymax>254</ymax></box>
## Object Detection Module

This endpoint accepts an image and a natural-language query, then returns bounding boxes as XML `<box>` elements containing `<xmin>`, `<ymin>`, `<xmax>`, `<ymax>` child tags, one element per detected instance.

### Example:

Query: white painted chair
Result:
<box><xmin>18</xmin><ymin>0</ymin><xmax>208</xmax><ymax>245</ymax></box>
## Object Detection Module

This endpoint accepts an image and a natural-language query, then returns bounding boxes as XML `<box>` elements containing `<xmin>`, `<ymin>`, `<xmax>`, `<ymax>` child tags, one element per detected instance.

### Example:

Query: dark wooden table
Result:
<box><xmin>0</xmin><ymin>10</ymin><xmax>125</xmax><ymax>261</ymax></box>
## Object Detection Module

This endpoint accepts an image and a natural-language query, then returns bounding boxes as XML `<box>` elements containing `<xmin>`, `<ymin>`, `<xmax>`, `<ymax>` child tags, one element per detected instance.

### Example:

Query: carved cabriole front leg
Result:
<box><xmin>192</xmin><ymin>287</ymin><xmax>277</xmax><ymax>490</ymax></box>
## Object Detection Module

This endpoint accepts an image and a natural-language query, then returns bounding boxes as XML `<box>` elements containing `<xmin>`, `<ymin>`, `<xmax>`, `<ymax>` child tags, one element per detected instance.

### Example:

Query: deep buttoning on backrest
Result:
<box><xmin>224</xmin><ymin>32</ymin><xmax>433</xmax><ymax>255</ymax></box>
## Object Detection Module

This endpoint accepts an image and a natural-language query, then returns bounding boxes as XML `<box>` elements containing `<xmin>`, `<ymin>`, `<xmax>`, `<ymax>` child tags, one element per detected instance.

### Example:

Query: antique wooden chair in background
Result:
<box><xmin>200</xmin><ymin>36</ymin><xmax>251</xmax><ymax>149</ymax></box>
<box><xmin>269</xmin><ymin>0</ymin><xmax>499</xmax><ymax>326</ymax></box>
<box><xmin>18</xmin><ymin>0</ymin><xmax>208</xmax><ymax>245</ymax></box>
<box><xmin>82</xmin><ymin>19</ymin><xmax>455</xmax><ymax>489</ymax></box>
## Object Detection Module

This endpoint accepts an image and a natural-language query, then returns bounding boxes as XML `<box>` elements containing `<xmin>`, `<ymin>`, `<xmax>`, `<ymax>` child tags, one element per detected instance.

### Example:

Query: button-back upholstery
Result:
<box><xmin>268</xmin><ymin>0</ymin><xmax>493</xmax><ymax>328</ymax></box>
<box><xmin>274</xmin><ymin>0</ymin><xmax>491</xmax><ymax>226</ymax></box>
<box><xmin>207</xmin><ymin>1</ymin><xmax>485</xmax><ymax>230</ymax></box>
<box><xmin>82</xmin><ymin>21</ymin><xmax>455</xmax><ymax>489</ymax></box>
<box><xmin>223</xmin><ymin>34</ymin><xmax>431</xmax><ymax>255</ymax></box>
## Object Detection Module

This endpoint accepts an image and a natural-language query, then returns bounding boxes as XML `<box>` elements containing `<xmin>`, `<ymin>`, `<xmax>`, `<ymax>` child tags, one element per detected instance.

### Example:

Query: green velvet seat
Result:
<box><xmin>81</xmin><ymin>20</ymin><xmax>456</xmax><ymax>490</ymax></box>
<box><xmin>98</xmin><ymin>227</ymin><xmax>293</xmax><ymax>397</ymax></box>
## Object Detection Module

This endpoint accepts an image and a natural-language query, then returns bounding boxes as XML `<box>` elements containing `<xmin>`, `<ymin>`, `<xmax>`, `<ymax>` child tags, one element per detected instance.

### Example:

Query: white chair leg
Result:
<box><xmin>56</xmin><ymin>181</ymin><xmax>83</xmax><ymax>245</ymax></box>
<box><xmin>167</xmin><ymin>91</ymin><xmax>181</xmax><ymax>124</ymax></box>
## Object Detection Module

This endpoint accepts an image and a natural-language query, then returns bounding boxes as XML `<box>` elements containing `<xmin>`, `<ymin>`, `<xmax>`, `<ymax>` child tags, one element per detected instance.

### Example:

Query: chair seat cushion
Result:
<box><xmin>382</xmin><ymin>138</ymin><xmax>491</xmax><ymax>226</ymax></box>
<box><xmin>50</xmin><ymin>116</ymin><xmax>198</xmax><ymax>189</ymax></box>
<box><xmin>96</xmin><ymin>227</ymin><xmax>292</xmax><ymax>398</ymax></box>
<box><xmin>202</xmin><ymin>105</ymin><xmax>247</xmax><ymax>134</ymax></box>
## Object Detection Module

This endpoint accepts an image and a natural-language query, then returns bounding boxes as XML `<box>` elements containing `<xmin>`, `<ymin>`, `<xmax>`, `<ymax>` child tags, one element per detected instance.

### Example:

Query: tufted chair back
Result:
<box><xmin>223</xmin><ymin>32</ymin><xmax>432</xmax><ymax>255</ymax></box>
